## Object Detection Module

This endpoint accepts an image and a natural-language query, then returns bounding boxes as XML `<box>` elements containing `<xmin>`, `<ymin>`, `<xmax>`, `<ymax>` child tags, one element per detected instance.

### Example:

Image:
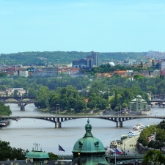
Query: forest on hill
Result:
<box><xmin>0</xmin><ymin>51</ymin><xmax>147</xmax><ymax>65</ymax></box>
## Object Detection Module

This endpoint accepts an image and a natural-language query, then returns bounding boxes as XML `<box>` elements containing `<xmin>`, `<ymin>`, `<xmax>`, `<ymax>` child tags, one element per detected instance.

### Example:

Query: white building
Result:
<box><xmin>161</xmin><ymin>61</ymin><xmax>165</xmax><ymax>70</ymax></box>
<box><xmin>6</xmin><ymin>88</ymin><xmax>26</xmax><ymax>96</ymax></box>
<box><xmin>19</xmin><ymin>70</ymin><xmax>29</xmax><ymax>77</ymax></box>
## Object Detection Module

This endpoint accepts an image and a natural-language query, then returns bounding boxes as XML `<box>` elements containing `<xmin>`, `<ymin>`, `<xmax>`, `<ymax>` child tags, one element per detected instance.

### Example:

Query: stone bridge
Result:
<box><xmin>150</xmin><ymin>99</ymin><xmax>165</xmax><ymax>107</ymax></box>
<box><xmin>1</xmin><ymin>115</ymin><xmax>164</xmax><ymax>128</ymax></box>
<box><xmin>0</xmin><ymin>96</ymin><xmax>36</xmax><ymax>111</ymax></box>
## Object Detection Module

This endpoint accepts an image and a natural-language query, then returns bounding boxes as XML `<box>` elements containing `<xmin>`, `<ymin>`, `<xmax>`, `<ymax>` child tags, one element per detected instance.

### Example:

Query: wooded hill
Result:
<box><xmin>0</xmin><ymin>51</ymin><xmax>147</xmax><ymax>65</ymax></box>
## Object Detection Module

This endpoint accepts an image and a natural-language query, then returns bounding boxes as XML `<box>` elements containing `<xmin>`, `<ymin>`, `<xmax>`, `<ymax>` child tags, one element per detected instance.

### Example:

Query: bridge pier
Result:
<box><xmin>55</xmin><ymin>118</ymin><xmax>61</xmax><ymax>128</ymax></box>
<box><xmin>55</xmin><ymin>122</ymin><xmax>61</xmax><ymax>128</ymax></box>
<box><xmin>20</xmin><ymin>102</ymin><xmax>27</xmax><ymax>111</ymax></box>
<box><xmin>20</xmin><ymin>105</ymin><xmax>25</xmax><ymax>111</ymax></box>
<box><xmin>115</xmin><ymin>117</ymin><xmax>123</xmax><ymax>127</ymax></box>
<box><xmin>116</xmin><ymin>121</ymin><xmax>123</xmax><ymax>127</ymax></box>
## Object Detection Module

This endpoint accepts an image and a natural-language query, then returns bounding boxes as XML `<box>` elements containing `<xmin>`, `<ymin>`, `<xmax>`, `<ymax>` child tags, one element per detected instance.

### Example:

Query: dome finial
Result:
<box><xmin>84</xmin><ymin>118</ymin><xmax>93</xmax><ymax>137</ymax></box>
<box><xmin>87</xmin><ymin>118</ymin><xmax>90</xmax><ymax>124</ymax></box>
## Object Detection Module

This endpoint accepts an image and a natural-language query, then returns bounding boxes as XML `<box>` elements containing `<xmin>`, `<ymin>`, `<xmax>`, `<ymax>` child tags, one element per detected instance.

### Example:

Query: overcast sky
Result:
<box><xmin>0</xmin><ymin>0</ymin><xmax>165</xmax><ymax>53</ymax></box>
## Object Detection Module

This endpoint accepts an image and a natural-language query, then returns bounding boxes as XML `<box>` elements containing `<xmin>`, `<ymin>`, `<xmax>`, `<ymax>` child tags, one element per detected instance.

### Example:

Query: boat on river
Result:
<box><xmin>133</xmin><ymin>123</ymin><xmax>145</xmax><ymax>130</ymax></box>
<box><xmin>127</xmin><ymin>123</ymin><xmax>145</xmax><ymax>137</ymax></box>
<box><xmin>140</xmin><ymin>110</ymin><xmax>151</xmax><ymax>115</ymax></box>
<box><xmin>0</xmin><ymin>120</ymin><xmax>10</xmax><ymax>127</ymax></box>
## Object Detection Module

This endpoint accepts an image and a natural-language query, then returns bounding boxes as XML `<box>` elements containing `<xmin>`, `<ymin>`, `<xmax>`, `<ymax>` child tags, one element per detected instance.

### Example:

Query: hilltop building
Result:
<box><xmin>122</xmin><ymin>59</ymin><xmax>136</xmax><ymax>66</ymax></box>
<box><xmin>86</xmin><ymin>51</ymin><xmax>98</xmax><ymax>67</ymax></box>
<box><xmin>72</xmin><ymin>58</ymin><xmax>93</xmax><ymax>69</ymax></box>
<box><xmin>72</xmin><ymin>51</ymin><xmax>98</xmax><ymax>69</ymax></box>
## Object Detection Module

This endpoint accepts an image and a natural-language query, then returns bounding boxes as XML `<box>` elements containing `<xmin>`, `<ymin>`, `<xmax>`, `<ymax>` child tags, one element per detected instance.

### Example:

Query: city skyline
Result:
<box><xmin>0</xmin><ymin>0</ymin><xmax>165</xmax><ymax>53</ymax></box>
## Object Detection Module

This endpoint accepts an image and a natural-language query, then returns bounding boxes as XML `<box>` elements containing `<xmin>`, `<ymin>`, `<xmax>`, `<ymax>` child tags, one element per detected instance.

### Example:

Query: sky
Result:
<box><xmin>0</xmin><ymin>0</ymin><xmax>165</xmax><ymax>53</ymax></box>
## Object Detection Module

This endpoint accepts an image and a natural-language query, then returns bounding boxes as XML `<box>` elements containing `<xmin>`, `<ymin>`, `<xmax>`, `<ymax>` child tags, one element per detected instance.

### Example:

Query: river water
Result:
<box><xmin>0</xmin><ymin>104</ymin><xmax>164</xmax><ymax>155</ymax></box>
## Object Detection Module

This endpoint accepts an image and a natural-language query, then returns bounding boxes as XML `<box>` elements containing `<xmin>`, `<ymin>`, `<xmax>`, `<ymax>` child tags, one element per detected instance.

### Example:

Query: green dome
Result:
<box><xmin>136</xmin><ymin>95</ymin><xmax>142</xmax><ymax>98</ymax></box>
<box><xmin>72</xmin><ymin>119</ymin><xmax>105</xmax><ymax>153</ymax></box>
<box><xmin>26</xmin><ymin>150</ymin><xmax>49</xmax><ymax>159</ymax></box>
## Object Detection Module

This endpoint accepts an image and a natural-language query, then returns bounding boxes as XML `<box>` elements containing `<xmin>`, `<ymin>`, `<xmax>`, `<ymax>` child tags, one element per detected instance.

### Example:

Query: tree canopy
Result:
<box><xmin>143</xmin><ymin>150</ymin><xmax>165</xmax><ymax>165</ymax></box>
<box><xmin>0</xmin><ymin>140</ymin><xmax>27</xmax><ymax>161</ymax></box>
<box><xmin>0</xmin><ymin>102</ymin><xmax>12</xmax><ymax>116</ymax></box>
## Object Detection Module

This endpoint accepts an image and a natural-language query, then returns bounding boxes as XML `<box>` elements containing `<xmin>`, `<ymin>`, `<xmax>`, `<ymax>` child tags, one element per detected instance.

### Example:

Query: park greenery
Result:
<box><xmin>1</xmin><ymin>69</ymin><xmax>165</xmax><ymax>114</ymax></box>
<box><xmin>138</xmin><ymin>120</ymin><xmax>165</xmax><ymax>149</ymax></box>
<box><xmin>143</xmin><ymin>150</ymin><xmax>165</xmax><ymax>164</ymax></box>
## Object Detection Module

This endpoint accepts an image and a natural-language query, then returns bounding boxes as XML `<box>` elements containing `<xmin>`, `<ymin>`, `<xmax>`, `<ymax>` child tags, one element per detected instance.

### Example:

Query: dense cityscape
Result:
<box><xmin>1</xmin><ymin>0</ymin><xmax>165</xmax><ymax>164</ymax></box>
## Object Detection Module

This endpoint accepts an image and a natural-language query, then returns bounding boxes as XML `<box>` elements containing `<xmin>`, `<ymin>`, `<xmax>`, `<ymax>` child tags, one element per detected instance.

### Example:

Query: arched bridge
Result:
<box><xmin>0</xmin><ymin>96</ymin><xmax>36</xmax><ymax>111</ymax></box>
<box><xmin>150</xmin><ymin>94</ymin><xmax>165</xmax><ymax>107</ymax></box>
<box><xmin>1</xmin><ymin>115</ymin><xmax>165</xmax><ymax>128</ymax></box>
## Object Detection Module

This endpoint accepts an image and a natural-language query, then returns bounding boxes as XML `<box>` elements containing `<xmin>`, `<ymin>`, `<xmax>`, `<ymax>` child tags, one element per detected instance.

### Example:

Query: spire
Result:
<box><xmin>84</xmin><ymin>118</ymin><xmax>93</xmax><ymax>137</ymax></box>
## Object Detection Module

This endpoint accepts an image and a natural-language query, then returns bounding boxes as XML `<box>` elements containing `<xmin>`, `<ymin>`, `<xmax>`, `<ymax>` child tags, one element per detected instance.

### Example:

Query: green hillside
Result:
<box><xmin>0</xmin><ymin>51</ymin><xmax>147</xmax><ymax>65</ymax></box>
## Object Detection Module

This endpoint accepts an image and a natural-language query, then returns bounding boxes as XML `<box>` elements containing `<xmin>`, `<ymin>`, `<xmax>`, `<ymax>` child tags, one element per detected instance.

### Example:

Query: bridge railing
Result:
<box><xmin>58</xmin><ymin>154</ymin><xmax>144</xmax><ymax>160</ymax></box>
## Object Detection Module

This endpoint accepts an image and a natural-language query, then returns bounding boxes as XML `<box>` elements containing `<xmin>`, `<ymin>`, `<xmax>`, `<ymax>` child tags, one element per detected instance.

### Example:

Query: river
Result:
<box><xmin>0</xmin><ymin>104</ymin><xmax>164</xmax><ymax>155</ymax></box>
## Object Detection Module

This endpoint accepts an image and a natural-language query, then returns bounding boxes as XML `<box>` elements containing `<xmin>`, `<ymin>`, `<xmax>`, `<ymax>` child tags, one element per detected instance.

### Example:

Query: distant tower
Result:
<box><xmin>91</xmin><ymin>51</ymin><xmax>98</xmax><ymax>67</ymax></box>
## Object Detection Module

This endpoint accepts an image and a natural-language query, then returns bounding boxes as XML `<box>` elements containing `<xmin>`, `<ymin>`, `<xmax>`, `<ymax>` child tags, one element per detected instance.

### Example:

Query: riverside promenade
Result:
<box><xmin>120</xmin><ymin>135</ymin><xmax>139</xmax><ymax>154</ymax></box>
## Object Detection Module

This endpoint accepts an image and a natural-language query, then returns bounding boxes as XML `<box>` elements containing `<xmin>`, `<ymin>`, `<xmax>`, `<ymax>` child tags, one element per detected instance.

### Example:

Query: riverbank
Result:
<box><xmin>48</xmin><ymin>109</ymin><xmax>105</xmax><ymax>115</ymax></box>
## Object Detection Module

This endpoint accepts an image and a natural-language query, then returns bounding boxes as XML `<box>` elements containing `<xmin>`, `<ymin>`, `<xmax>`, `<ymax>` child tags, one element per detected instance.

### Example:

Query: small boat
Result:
<box><xmin>140</xmin><ymin>110</ymin><xmax>151</xmax><ymax>115</ymax></box>
<box><xmin>133</xmin><ymin>123</ymin><xmax>145</xmax><ymax>130</ymax></box>
<box><xmin>0</xmin><ymin>120</ymin><xmax>10</xmax><ymax>127</ymax></box>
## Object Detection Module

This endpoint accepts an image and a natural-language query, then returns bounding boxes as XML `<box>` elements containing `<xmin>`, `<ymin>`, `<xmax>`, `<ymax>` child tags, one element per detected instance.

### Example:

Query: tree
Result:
<box><xmin>48</xmin><ymin>152</ymin><xmax>58</xmax><ymax>160</ymax></box>
<box><xmin>49</xmin><ymin>86</ymin><xmax>85</xmax><ymax>112</ymax></box>
<box><xmin>10</xmin><ymin>147</ymin><xmax>27</xmax><ymax>160</ymax></box>
<box><xmin>157</xmin><ymin>120</ymin><xmax>165</xmax><ymax>130</ymax></box>
<box><xmin>0</xmin><ymin>140</ymin><xmax>27</xmax><ymax>160</ymax></box>
<box><xmin>0</xmin><ymin>72</ymin><xmax>7</xmax><ymax>77</ymax></box>
<box><xmin>13</xmin><ymin>90</ymin><xmax>19</xmax><ymax>97</ymax></box>
<box><xmin>143</xmin><ymin>150</ymin><xmax>165</xmax><ymax>165</ymax></box>
<box><xmin>0</xmin><ymin>102</ymin><xmax>12</xmax><ymax>116</ymax></box>
<box><xmin>0</xmin><ymin>140</ymin><xmax>12</xmax><ymax>160</ymax></box>
<box><xmin>35</xmin><ymin>86</ymin><xmax>50</xmax><ymax>109</ymax></box>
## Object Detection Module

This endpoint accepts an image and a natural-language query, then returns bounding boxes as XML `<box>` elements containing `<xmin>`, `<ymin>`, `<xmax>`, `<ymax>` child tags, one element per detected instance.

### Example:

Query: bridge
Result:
<box><xmin>1</xmin><ymin>115</ymin><xmax>165</xmax><ymax>128</ymax></box>
<box><xmin>150</xmin><ymin>94</ymin><xmax>165</xmax><ymax>107</ymax></box>
<box><xmin>0</xmin><ymin>96</ymin><xmax>36</xmax><ymax>111</ymax></box>
<box><xmin>150</xmin><ymin>99</ymin><xmax>165</xmax><ymax>107</ymax></box>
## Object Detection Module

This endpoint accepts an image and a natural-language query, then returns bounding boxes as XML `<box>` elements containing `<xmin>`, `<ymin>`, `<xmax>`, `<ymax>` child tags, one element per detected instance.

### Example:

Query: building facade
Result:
<box><xmin>129</xmin><ymin>95</ymin><xmax>149</xmax><ymax>113</ymax></box>
<box><xmin>72</xmin><ymin>59</ymin><xmax>93</xmax><ymax>69</ymax></box>
<box><xmin>33</xmin><ymin>66</ymin><xmax>58</xmax><ymax>77</ymax></box>
<box><xmin>72</xmin><ymin>51</ymin><xmax>98</xmax><ymax>69</ymax></box>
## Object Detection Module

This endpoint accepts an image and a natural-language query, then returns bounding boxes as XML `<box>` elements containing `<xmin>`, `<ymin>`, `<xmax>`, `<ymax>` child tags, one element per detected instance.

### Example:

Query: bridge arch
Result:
<box><xmin>1</xmin><ymin>115</ymin><xmax>165</xmax><ymax>128</ymax></box>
